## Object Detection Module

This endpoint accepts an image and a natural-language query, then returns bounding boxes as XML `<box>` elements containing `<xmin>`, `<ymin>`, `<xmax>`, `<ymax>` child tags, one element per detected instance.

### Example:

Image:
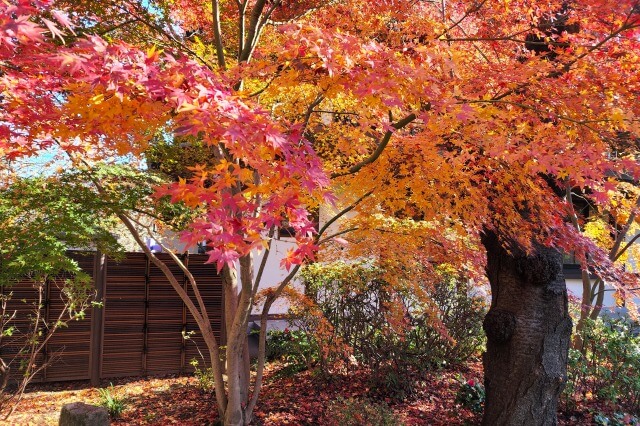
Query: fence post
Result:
<box><xmin>42</xmin><ymin>278</ymin><xmax>51</xmax><ymax>382</ymax></box>
<box><xmin>89</xmin><ymin>251</ymin><xmax>107</xmax><ymax>387</ymax></box>
<box><xmin>142</xmin><ymin>255</ymin><xmax>150</xmax><ymax>376</ymax></box>
<box><xmin>180</xmin><ymin>253</ymin><xmax>189</xmax><ymax>374</ymax></box>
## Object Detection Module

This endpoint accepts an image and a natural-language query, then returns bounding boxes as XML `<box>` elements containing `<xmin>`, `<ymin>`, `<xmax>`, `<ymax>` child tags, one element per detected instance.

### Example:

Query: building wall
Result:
<box><xmin>251</xmin><ymin>237</ymin><xmax>304</xmax><ymax>316</ymax></box>
<box><xmin>566</xmin><ymin>277</ymin><xmax>640</xmax><ymax>317</ymax></box>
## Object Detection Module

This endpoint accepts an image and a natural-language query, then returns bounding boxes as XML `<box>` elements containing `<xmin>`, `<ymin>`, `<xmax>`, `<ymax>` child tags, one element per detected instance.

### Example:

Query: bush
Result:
<box><xmin>408</xmin><ymin>275</ymin><xmax>486</xmax><ymax>366</ymax></box>
<box><xmin>294</xmin><ymin>262</ymin><xmax>486</xmax><ymax>399</ymax></box>
<box><xmin>325</xmin><ymin>397</ymin><xmax>401</xmax><ymax>426</ymax></box>
<box><xmin>455</xmin><ymin>376</ymin><xmax>485</xmax><ymax>413</ymax></box>
<box><xmin>564</xmin><ymin>315</ymin><xmax>640</xmax><ymax>414</ymax></box>
<box><xmin>266</xmin><ymin>329</ymin><xmax>320</xmax><ymax>376</ymax></box>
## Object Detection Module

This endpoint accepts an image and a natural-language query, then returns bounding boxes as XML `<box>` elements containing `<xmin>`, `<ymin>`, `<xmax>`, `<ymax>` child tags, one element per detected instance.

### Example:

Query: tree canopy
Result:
<box><xmin>2</xmin><ymin>0</ymin><xmax>638</xmax><ymax>282</ymax></box>
<box><xmin>2</xmin><ymin>0</ymin><xmax>640</xmax><ymax>423</ymax></box>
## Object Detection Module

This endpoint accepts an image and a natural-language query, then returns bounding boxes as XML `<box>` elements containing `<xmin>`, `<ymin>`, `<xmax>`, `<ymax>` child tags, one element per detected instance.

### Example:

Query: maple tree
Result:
<box><xmin>2</xmin><ymin>0</ymin><xmax>640</xmax><ymax>425</ymax></box>
<box><xmin>1</xmin><ymin>2</ymin><xmax>332</xmax><ymax>424</ymax></box>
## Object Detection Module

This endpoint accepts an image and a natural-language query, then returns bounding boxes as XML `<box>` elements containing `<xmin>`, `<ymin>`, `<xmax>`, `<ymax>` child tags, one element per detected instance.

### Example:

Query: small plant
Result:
<box><xmin>455</xmin><ymin>376</ymin><xmax>485</xmax><ymax>413</ymax></box>
<box><xmin>190</xmin><ymin>358</ymin><xmax>215</xmax><ymax>392</ymax></box>
<box><xmin>98</xmin><ymin>383</ymin><xmax>127</xmax><ymax>419</ymax></box>
<box><xmin>265</xmin><ymin>328</ymin><xmax>293</xmax><ymax>361</ymax></box>
<box><xmin>370</xmin><ymin>363</ymin><xmax>416</xmax><ymax>401</ymax></box>
<box><xmin>183</xmin><ymin>330</ymin><xmax>218</xmax><ymax>392</ymax></box>
<box><xmin>325</xmin><ymin>397</ymin><xmax>401</xmax><ymax>426</ymax></box>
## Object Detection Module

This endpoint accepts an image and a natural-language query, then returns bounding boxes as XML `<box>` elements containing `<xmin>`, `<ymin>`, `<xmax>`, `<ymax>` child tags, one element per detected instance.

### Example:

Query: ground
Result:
<box><xmin>0</xmin><ymin>361</ymin><xmax>617</xmax><ymax>425</ymax></box>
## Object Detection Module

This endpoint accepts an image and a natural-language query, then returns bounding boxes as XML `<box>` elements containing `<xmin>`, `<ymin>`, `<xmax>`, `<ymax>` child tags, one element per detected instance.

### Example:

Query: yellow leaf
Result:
<box><xmin>91</xmin><ymin>93</ymin><xmax>104</xmax><ymax>105</ymax></box>
<box><xmin>176</xmin><ymin>102</ymin><xmax>199</xmax><ymax>113</ymax></box>
<box><xmin>613</xmin><ymin>291</ymin><xmax>625</xmax><ymax>307</ymax></box>
<box><xmin>610</xmin><ymin>108</ymin><xmax>625</xmax><ymax>124</ymax></box>
<box><xmin>147</xmin><ymin>44</ymin><xmax>161</xmax><ymax>60</ymax></box>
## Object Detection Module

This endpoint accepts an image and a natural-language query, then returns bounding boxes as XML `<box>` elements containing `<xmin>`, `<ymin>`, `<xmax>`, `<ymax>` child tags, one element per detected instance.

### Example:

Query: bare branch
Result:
<box><xmin>302</xmin><ymin>94</ymin><xmax>325</xmax><ymax>133</ymax></box>
<box><xmin>614</xmin><ymin>232</ymin><xmax>640</xmax><ymax>263</ymax></box>
<box><xmin>237</xmin><ymin>0</ymin><xmax>248</xmax><ymax>59</ymax></box>
<box><xmin>317</xmin><ymin>190</ymin><xmax>374</xmax><ymax>239</ymax></box>
<box><xmin>316</xmin><ymin>227</ymin><xmax>359</xmax><ymax>245</ymax></box>
<box><xmin>608</xmin><ymin>197</ymin><xmax>640</xmax><ymax>260</ymax></box>
<box><xmin>239</xmin><ymin>0</ymin><xmax>268</xmax><ymax>62</ymax></box>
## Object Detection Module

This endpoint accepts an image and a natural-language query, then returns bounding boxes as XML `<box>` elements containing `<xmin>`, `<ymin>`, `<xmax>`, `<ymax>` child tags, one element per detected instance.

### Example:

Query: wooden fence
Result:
<box><xmin>1</xmin><ymin>251</ymin><xmax>224</xmax><ymax>385</ymax></box>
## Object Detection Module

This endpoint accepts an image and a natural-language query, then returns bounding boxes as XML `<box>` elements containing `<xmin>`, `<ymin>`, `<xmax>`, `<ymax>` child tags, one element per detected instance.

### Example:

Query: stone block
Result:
<box><xmin>59</xmin><ymin>402</ymin><xmax>110</xmax><ymax>426</ymax></box>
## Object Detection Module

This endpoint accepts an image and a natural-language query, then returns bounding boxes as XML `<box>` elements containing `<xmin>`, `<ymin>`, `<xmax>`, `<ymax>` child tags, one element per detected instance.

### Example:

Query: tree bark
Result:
<box><xmin>222</xmin><ymin>255</ymin><xmax>254</xmax><ymax>426</ymax></box>
<box><xmin>481</xmin><ymin>231</ymin><xmax>572</xmax><ymax>426</ymax></box>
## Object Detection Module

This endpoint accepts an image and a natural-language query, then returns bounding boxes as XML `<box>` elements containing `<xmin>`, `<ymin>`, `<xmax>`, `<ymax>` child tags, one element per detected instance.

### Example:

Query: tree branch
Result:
<box><xmin>252</xmin><ymin>227</ymin><xmax>275</xmax><ymax>296</ymax></box>
<box><xmin>316</xmin><ymin>227</ymin><xmax>358</xmax><ymax>245</ymax></box>
<box><xmin>317</xmin><ymin>190</ymin><xmax>374</xmax><ymax>239</ymax></box>
<box><xmin>238</xmin><ymin>0</ymin><xmax>268</xmax><ymax>62</ymax></box>
<box><xmin>331</xmin><ymin>113</ymin><xmax>417</xmax><ymax>179</ymax></box>
<box><xmin>302</xmin><ymin>94</ymin><xmax>324</xmax><ymax>133</ymax></box>
<box><xmin>435</xmin><ymin>0</ymin><xmax>488</xmax><ymax>40</ymax></box>
<box><xmin>614</xmin><ymin>232</ymin><xmax>640</xmax><ymax>263</ymax></box>
<box><xmin>212</xmin><ymin>0</ymin><xmax>227</xmax><ymax>69</ymax></box>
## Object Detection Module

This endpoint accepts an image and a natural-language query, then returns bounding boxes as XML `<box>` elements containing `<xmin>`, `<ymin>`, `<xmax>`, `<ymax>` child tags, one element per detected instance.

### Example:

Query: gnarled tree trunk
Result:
<box><xmin>481</xmin><ymin>232</ymin><xmax>572</xmax><ymax>426</ymax></box>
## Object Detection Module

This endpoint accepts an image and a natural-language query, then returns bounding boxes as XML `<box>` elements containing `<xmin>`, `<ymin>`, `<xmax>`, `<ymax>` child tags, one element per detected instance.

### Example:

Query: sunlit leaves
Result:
<box><xmin>1</xmin><ymin>0</ymin><xmax>640</xmax><ymax>296</ymax></box>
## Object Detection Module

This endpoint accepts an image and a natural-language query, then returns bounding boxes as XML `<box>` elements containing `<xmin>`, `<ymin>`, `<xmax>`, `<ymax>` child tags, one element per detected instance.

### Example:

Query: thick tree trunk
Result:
<box><xmin>481</xmin><ymin>232</ymin><xmax>572</xmax><ymax>426</ymax></box>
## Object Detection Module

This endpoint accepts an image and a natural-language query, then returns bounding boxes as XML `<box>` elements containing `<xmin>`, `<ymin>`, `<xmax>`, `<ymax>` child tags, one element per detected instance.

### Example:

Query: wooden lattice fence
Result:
<box><xmin>0</xmin><ymin>251</ymin><xmax>224</xmax><ymax>385</ymax></box>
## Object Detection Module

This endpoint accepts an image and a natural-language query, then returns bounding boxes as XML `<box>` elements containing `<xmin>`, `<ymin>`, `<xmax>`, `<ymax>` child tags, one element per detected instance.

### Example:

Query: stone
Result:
<box><xmin>59</xmin><ymin>402</ymin><xmax>110</xmax><ymax>426</ymax></box>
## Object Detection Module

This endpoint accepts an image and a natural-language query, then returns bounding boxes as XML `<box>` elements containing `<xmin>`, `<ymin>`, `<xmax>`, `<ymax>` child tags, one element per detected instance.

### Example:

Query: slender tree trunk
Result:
<box><xmin>239</xmin><ymin>255</ymin><xmax>254</xmax><ymax>413</ymax></box>
<box><xmin>222</xmin><ymin>255</ymin><xmax>254</xmax><ymax>426</ymax></box>
<box><xmin>222</xmin><ymin>265</ymin><xmax>241</xmax><ymax>425</ymax></box>
<box><xmin>571</xmin><ymin>269</ymin><xmax>592</xmax><ymax>350</ymax></box>
<box><xmin>481</xmin><ymin>232</ymin><xmax>572</xmax><ymax>426</ymax></box>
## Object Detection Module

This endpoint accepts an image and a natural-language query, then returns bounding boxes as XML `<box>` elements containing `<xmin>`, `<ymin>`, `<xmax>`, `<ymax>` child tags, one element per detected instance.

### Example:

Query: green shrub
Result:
<box><xmin>372</xmin><ymin>362</ymin><xmax>417</xmax><ymax>401</ymax></box>
<box><xmin>98</xmin><ymin>384</ymin><xmax>127</xmax><ymax>419</ymax></box>
<box><xmin>265</xmin><ymin>329</ymin><xmax>291</xmax><ymax>361</ymax></box>
<box><xmin>266</xmin><ymin>329</ymin><xmax>320</xmax><ymax>376</ymax></box>
<box><xmin>455</xmin><ymin>376</ymin><xmax>485</xmax><ymax>413</ymax></box>
<box><xmin>408</xmin><ymin>276</ymin><xmax>487</xmax><ymax>367</ymax></box>
<box><xmin>565</xmin><ymin>315</ymin><xmax>640</xmax><ymax>414</ymax></box>
<box><xmin>325</xmin><ymin>397</ymin><xmax>402</xmax><ymax>426</ymax></box>
<box><xmin>296</xmin><ymin>262</ymin><xmax>486</xmax><ymax>399</ymax></box>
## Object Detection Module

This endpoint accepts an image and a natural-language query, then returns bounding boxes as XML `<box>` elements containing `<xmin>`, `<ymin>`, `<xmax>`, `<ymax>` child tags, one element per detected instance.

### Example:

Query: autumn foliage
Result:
<box><xmin>2</xmin><ymin>0</ymin><xmax>640</xmax><ymax>424</ymax></box>
<box><xmin>2</xmin><ymin>0</ymin><xmax>639</xmax><ymax>286</ymax></box>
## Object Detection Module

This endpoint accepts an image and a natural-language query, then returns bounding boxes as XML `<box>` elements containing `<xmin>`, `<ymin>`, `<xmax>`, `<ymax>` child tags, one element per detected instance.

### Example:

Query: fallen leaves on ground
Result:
<box><xmin>253</xmin><ymin>362</ymin><xmax>482</xmax><ymax>426</ymax></box>
<box><xmin>2</xmin><ymin>361</ymin><xmax>483</xmax><ymax>425</ymax></box>
<box><xmin>0</xmin><ymin>360</ymin><xmax>621</xmax><ymax>425</ymax></box>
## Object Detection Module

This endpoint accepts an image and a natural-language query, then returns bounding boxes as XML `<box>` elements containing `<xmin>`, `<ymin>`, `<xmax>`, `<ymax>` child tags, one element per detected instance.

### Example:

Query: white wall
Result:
<box><xmin>251</xmin><ymin>237</ymin><xmax>303</xmax><ymax>316</ymax></box>
<box><xmin>566</xmin><ymin>278</ymin><xmax>640</xmax><ymax>317</ymax></box>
